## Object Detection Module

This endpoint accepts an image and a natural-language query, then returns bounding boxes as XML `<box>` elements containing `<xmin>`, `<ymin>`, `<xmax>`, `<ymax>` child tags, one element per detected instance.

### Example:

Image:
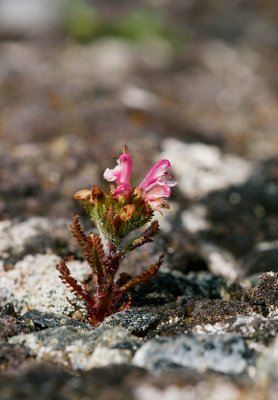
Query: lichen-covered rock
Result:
<box><xmin>0</xmin><ymin>254</ymin><xmax>88</xmax><ymax>315</ymax></box>
<box><xmin>133</xmin><ymin>334</ymin><xmax>253</xmax><ymax>375</ymax></box>
<box><xmin>10</xmin><ymin>324</ymin><xmax>141</xmax><ymax>370</ymax></box>
<box><xmin>192</xmin><ymin>315</ymin><xmax>278</xmax><ymax>341</ymax></box>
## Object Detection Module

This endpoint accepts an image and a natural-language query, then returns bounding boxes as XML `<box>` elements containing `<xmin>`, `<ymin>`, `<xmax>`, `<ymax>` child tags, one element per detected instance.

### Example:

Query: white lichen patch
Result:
<box><xmin>199</xmin><ymin>243</ymin><xmax>242</xmax><ymax>280</ymax></box>
<box><xmin>182</xmin><ymin>205</ymin><xmax>210</xmax><ymax>234</ymax></box>
<box><xmin>0</xmin><ymin>217</ymin><xmax>68</xmax><ymax>262</ymax></box>
<box><xmin>160</xmin><ymin>138</ymin><xmax>253</xmax><ymax>199</ymax></box>
<box><xmin>0</xmin><ymin>253</ymin><xmax>88</xmax><ymax>316</ymax></box>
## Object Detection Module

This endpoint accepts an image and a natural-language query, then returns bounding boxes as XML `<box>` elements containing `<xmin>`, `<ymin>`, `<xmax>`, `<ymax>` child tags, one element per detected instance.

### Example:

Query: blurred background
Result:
<box><xmin>0</xmin><ymin>0</ymin><xmax>278</xmax><ymax>275</ymax></box>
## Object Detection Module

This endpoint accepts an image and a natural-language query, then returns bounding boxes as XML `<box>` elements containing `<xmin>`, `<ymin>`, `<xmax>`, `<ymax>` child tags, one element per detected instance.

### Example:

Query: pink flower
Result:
<box><xmin>104</xmin><ymin>147</ymin><xmax>176</xmax><ymax>209</ymax></box>
<box><xmin>137</xmin><ymin>159</ymin><xmax>177</xmax><ymax>210</ymax></box>
<box><xmin>103</xmin><ymin>146</ymin><xmax>132</xmax><ymax>195</ymax></box>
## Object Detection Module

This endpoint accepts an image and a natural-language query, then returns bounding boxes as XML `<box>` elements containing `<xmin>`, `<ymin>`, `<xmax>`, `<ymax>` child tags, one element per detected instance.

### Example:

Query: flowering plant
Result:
<box><xmin>57</xmin><ymin>146</ymin><xmax>176</xmax><ymax>325</ymax></box>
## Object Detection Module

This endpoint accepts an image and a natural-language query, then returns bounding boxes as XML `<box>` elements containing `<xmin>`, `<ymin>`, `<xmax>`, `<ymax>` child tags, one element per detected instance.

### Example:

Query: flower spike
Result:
<box><xmin>57</xmin><ymin>146</ymin><xmax>176</xmax><ymax>325</ymax></box>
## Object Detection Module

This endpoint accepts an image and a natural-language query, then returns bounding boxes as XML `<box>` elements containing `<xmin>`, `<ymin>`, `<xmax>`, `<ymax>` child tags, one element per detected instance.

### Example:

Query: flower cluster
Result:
<box><xmin>57</xmin><ymin>146</ymin><xmax>176</xmax><ymax>325</ymax></box>
<box><xmin>104</xmin><ymin>145</ymin><xmax>176</xmax><ymax>210</ymax></box>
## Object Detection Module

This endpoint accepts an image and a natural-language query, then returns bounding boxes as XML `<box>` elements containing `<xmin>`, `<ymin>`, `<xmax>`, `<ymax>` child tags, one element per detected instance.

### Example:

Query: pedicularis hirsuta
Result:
<box><xmin>57</xmin><ymin>146</ymin><xmax>176</xmax><ymax>325</ymax></box>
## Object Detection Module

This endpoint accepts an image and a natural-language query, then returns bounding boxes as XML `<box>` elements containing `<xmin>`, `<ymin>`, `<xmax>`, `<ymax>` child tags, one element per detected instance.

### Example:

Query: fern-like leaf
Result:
<box><xmin>142</xmin><ymin>220</ymin><xmax>160</xmax><ymax>238</ymax></box>
<box><xmin>70</xmin><ymin>215</ymin><xmax>88</xmax><ymax>249</ymax></box>
<box><xmin>56</xmin><ymin>259</ymin><xmax>94</xmax><ymax>307</ymax></box>
<box><xmin>126</xmin><ymin>235</ymin><xmax>153</xmax><ymax>251</ymax></box>
<box><xmin>86</xmin><ymin>234</ymin><xmax>106</xmax><ymax>290</ymax></box>
<box><xmin>125</xmin><ymin>220</ymin><xmax>160</xmax><ymax>251</ymax></box>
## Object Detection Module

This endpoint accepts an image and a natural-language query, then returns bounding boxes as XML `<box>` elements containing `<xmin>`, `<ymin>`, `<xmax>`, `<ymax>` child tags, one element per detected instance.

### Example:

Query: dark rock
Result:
<box><xmin>0</xmin><ymin>304</ymin><xmax>34</xmax><ymax>339</ymax></box>
<box><xmin>184</xmin><ymin>298</ymin><xmax>254</xmax><ymax>325</ymax></box>
<box><xmin>104</xmin><ymin>309</ymin><xmax>161</xmax><ymax>336</ymax></box>
<box><xmin>182</xmin><ymin>271</ymin><xmax>228</xmax><ymax>299</ymax></box>
<box><xmin>0</xmin><ymin>341</ymin><xmax>30</xmax><ymax>373</ymax></box>
<box><xmin>247</xmin><ymin>272</ymin><xmax>278</xmax><ymax>314</ymax></box>
<box><xmin>131</xmin><ymin>271</ymin><xmax>187</xmax><ymax>306</ymax></box>
<box><xmin>246</xmin><ymin>247</ymin><xmax>278</xmax><ymax>275</ymax></box>
<box><xmin>131</xmin><ymin>270</ymin><xmax>226</xmax><ymax>307</ymax></box>
<box><xmin>0</xmin><ymin>363</ymin><xmax>146</xmax><ymax>400</ymax></box>
<box><xmin>22</xmin><ymin>309</ymin><xmax>92</xmax><ymax>330</ymax></box>
<box><xmin>0</xmin><ymin>302</ymin><xmax>18</xmax><ymax>318</ymax></box>
<box><xmin>0</xmin><ymin>316</ymin><xmax>33</xmax><ymax>339</ymax></box>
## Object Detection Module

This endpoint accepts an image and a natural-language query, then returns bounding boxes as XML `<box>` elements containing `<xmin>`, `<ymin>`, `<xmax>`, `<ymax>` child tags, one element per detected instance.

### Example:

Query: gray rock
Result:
<box><xmin>133</xmin><ymin>334</ymin><xmax>253</xmax><ymax>375</ymax></box>
<box><xmin>10</xmin><ymin>324</ymin><xmax>141</xmax><ymax>370</ymax></box>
